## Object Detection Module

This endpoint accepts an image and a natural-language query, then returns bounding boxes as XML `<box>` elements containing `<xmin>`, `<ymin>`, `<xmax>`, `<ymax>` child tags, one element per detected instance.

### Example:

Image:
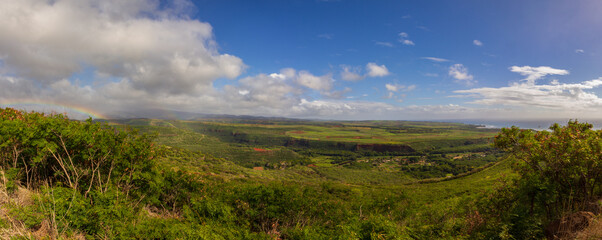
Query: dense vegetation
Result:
<box><xmin>472</xmin><ymin>121</ymin><xmax>602</xmax><ymax>239</ymax></box>
<box><xmin>1</xmin><ymin>108</ymin><xmax>600</xmax><ymax>239</ymax></box>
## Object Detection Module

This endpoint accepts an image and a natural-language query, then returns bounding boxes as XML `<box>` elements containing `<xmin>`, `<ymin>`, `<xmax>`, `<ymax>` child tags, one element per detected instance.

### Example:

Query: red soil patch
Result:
<box><xmin>307</xmin><ymin>164</ymin><xmax>317</xmax><ymax>167</ymax></box>
<box><xmin>252</xmin><ymin>167</ymin><xmax>264</xmax><ymax>171</ymax></box>
<box><xmin>326</xmin><ymin>136</ymin><xmax>361</xmax><ymax>139</ymax></box>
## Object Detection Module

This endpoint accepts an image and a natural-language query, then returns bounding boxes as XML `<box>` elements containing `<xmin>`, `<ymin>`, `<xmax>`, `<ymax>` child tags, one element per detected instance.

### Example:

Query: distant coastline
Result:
<box><xmin>448</xmin><ymin>119</ymin><xmax>602</xmax><ymax>131</ymax></box>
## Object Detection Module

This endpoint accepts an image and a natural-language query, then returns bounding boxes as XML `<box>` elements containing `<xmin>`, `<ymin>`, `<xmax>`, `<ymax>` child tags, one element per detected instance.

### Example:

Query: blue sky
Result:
<box><xmin>1</xmin><ymin>0</ymin><xmax>602</xmax><ymax>120</ymax></box>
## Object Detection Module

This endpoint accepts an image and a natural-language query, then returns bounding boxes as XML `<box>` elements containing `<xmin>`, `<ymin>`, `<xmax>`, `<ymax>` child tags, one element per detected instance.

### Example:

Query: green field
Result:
<box><xmin>109</xmin><ymin>118</ymin><xmax>501</xmax><ymax>182</ymax></box>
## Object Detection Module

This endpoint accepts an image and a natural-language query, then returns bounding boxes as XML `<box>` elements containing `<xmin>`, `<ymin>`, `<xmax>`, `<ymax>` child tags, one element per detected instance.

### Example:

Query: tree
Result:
<box><xmin>0</xmin><ymin>108</ymin><xmax>158</xmax><ymax>200</ymax></box>
<box><xmin>494</xmin><ymin>120</ymin><xmax>602</xmax><ymax>218</ymax></box>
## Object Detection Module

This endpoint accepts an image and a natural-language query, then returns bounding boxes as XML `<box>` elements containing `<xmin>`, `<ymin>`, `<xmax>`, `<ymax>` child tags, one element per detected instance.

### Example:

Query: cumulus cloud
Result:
<box><xmin>398</xmin><ymin>32</ymin><xmax>415</xmax><ymax>46</ymax></box>
<box><xmin>449</xmin><ymin>64</ymin><xmax>475</xmax><ymax>86</ymax></box>
<box><xmin>422</xmin><ymin>57</ymin><xmax>449</xmax><ymax>62</ymax></box>
<box><xmin>473</xmin><ymin>40</ymin><xmax>483</xmax><ymax>46</ymax></box>
<box><xmin>509</xmin><ymin>66</ymin><xmax>569</xmax><ymax>85</ymax></box>
<box><xmin>366</xmin><ymin>63</ymin><xmax>390</xmax><ymax>77</ymax></box>
<box><xmin>0</xmin><ymin>0</ymin><xmax>245</xmax><ymax>95</ymax></box>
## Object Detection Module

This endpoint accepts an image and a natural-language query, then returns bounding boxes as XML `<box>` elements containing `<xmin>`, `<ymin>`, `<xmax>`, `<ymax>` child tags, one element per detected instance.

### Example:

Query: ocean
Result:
<box><xmin>446</xmin><ymin>119</ymin><xmax>602</xmax><ymax>131</ymax></box>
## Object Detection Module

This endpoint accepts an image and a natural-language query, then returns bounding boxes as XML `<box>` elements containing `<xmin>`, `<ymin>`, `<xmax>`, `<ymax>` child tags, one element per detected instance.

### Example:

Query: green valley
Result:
<box><xmin>2</xmin><ymin>108</ymin><xmax>601</xmax><ymax>239</ymax></box>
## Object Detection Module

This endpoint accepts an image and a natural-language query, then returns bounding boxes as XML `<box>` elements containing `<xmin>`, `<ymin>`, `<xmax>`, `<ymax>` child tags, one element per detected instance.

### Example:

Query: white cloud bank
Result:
<box><xmin>455</xmin><ymin>66</ymin><xmax>602</xmax><ymax>117</ymax></box>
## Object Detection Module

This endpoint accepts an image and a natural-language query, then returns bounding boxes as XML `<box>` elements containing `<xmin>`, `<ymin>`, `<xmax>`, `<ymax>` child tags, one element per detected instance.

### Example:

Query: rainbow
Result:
<box><xmin>0</xmin><ymin>100</ymin><xmax>108</xmax><ymax>119</ymax></box>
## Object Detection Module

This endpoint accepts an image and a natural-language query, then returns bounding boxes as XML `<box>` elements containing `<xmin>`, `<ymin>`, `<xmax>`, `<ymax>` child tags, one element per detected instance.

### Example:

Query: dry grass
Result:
<box><xmin>576</xmin><ymin>217</ymin><xmax>602</xmax><ymax>240</ymax></box>
<box><xmin>0</xmin><ymin>171</ymin><xmax>86</xmax><ymax>240</ymax></box>
<box><xmin>0</xmin><ymin>185</ymin><xmax>34</xmax><ymax>239</ymax></box>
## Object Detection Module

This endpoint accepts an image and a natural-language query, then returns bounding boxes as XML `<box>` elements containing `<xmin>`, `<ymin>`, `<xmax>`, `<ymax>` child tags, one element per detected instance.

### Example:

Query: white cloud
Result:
<box><xmin>0</xmin><ymin>71</ymin><xmax>510</xmax><ymax>120</ymax></box>
<box><xmin>385</xmin><ymin>83</ymin><xmax>415</xmax><ymax>92</ymax></box>
<box><xmin>375</xmin><ymin>41</ymin><xmax>394</xmax><ymax>47</ymax></box>
<box><xmin>224</xmin><ymin>71</ymin><xmax>300</xmax><ymax>109</ymax></box>
<box><xmin>366</xmin><ymin>63</ymin><xmax>390</xmax><ymax>77</ymax></box>
<box><xmin>0</xmin><ymin>0</ymin><xmax>245</xmax><ymax>95</ymax></box>
<box><xmin>422</xmin><ymin>57</ymin><xmax>449</xmax><ymax>62</ymax></box>
<box><xmin>454</xmin><ymin>67</ymin><xmax>602</xmax><ymax>115</ymax></box>
<box><xmin>509</xmin><ymin>66</ymin><xmax>569</xmax><ymax>85</ymax></box>
<box><xmin>296</xmin><ymin>71</ymin><xmax>333</xmax><ymax>91</ymax></box>
<box><xmin>385</xmin><ymin>83</ymin><xmax>415</xmax><ymax>102</ymax></box>
<box><xmin>0</xmin><ymin>0</ymin><xmax>366</xmax><ymax>119</ymax></box>
<box><xmin>340</xmin><ymin>65</ymin><xmax>365</xmax><ymax>81</ymax></box>
<box><xmin>473</xmin><ymin>40</ymin><xmax>483</xmax><ymax>46</ymax></box>
<box><xmin>424</xmin><ymin>73</ymin><xmax>439</xmax><ymax>77</ymax></box>
<box><xmin>402</xmin><ymin>40</ymin><xmax>415</xmax><ymax>46</ymax></box>
<box><xmin>398</xmin><ymin>32</ymin><xmax>414</xmax><ymax>46</ymax></box>
<box><xmin>269</xmin><ymin>73</ymin><xmax>287</xmax><ymax>80</ymax></box>
<box><xmin>341</xmin><ymin>63</ymin><xmax>390</xmax><ymax>81</ymax></box>
<box><xmin>575</xmin><ymin>49</ymin><xmax>585</xmax><ymax>53</ymax></box>
<box><xmin>449</xmin><ymin>64</ymin><xmax>475</xmax><ymax>86</ymax></box>
<box><xmin>385</xmin><ymin>84</ymin><xmax>398</xmax><ymax>92</ymax></box>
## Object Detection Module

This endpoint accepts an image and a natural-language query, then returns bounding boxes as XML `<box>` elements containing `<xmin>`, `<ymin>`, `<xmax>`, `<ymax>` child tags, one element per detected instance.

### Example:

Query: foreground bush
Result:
<box><xmin>472</xmin><ymin>120</ymin><xmax>602</xmax><ymax>239</ymax></box>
